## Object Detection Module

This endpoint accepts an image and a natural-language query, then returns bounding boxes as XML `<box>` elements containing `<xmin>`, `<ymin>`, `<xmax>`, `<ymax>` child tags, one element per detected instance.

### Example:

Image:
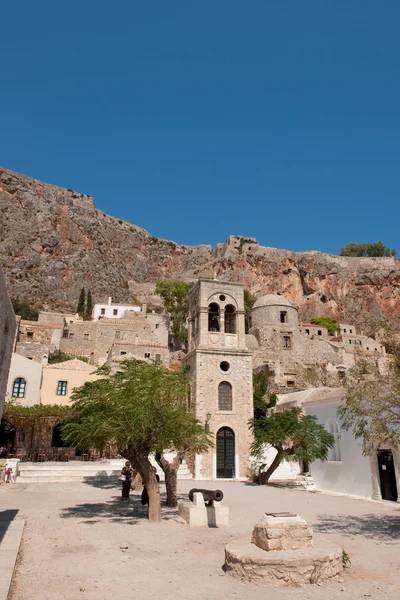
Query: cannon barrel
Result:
<box><xmin>188</xmin><ymin>488</ymin><xmax>224</xmax><ymax>503</ymax></box>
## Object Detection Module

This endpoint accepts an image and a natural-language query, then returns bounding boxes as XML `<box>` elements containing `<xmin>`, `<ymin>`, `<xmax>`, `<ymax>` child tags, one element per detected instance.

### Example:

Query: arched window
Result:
<box><xmin>326</xmin><ymin>419</ymin><xmax>341</xmax><ymax>461</ymax></box>
<box><xmin>208</xmin><ymin>303</ymin><xmax>220</xmax><ymax>332</ymax></box>
<box><xmin>224</xmin><ymin>305</ymin><xmax>236</xmax><ymax>334</ymax></box>
<box><xmin>12</xmin><ymin>378</ymin><xmax>26</xmax><ymax>398</ymax></box>
<box><xmin>218</xmin><ymin>382</ymin><xmax>232</xmax><ymax>411</ymax></box>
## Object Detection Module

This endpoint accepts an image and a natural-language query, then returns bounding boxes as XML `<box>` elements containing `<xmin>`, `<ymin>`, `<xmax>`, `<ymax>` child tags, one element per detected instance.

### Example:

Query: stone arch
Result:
<box><xmin>326</xmin><ymin>418</ymin><xmax>341</xmax><ymax>461</ymax></box>
<box><xmin>208</xmin><ymin>303</ymin><xmax>220</xmax><ymax>332</ymax></box>
<box><xmin>224</xmin><ymin>304</ymin><xmax>236</xmax><ymax>334</ymax></box>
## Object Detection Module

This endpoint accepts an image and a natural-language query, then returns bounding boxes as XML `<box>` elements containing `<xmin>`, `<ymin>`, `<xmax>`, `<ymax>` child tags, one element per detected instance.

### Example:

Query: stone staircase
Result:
<box><xmin>268</xmin><ymin>474</ymin><xmax>316</xmax><ymax>491</ymax></box>
<box><xmin>17</xmin><ymin>455</ymin><xmax>193</xmax><ymax>483</ymax></box>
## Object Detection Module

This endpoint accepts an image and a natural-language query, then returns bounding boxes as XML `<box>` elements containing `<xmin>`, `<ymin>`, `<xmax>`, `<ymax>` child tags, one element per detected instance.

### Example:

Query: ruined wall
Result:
<box><xmin>0</xmin><ymin>266</ymin><xmax>17</xmax><ymax>417</ymax></box>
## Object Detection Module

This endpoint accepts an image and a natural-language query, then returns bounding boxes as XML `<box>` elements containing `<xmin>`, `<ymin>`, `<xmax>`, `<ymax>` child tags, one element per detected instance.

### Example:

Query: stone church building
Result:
<box><xmin>185</xmin><ymin>279</ymin><xmax>253</xmax><ymax>480</ymax></box>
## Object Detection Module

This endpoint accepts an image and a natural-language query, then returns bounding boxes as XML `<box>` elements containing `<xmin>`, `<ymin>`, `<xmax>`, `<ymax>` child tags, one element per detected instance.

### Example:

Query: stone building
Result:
<box><xmin>248</xmin><ymin>294</ymin><xmax>386</xmax><ymax>387</ymax></box>
<box><xmin>7</xmin><ymin>353</ymin><xmax>42</xmax><ymax>407</ymax></box>
<box><xmin>185</xmin><ymin>279</ymin><xmax>253</xmax><ymax>480</ymax></box>
<box><xmin>40</xmin><ymin>358</ymin><xmax>100</xmax><ymax>406</ymax></box>
<box><xmin>92</xmin><ymin>297</ymin><xmax>142</xmax><ymax>321</ymax></box>
<box><xmin>0</xmin><ymin>266</ymin><xmax>17</xmax><ymax>419</ymax></box>
<box><xmin>275</xmin><ymin>388</ymin><xmax>400</xmax><ymax>503</ymax></box>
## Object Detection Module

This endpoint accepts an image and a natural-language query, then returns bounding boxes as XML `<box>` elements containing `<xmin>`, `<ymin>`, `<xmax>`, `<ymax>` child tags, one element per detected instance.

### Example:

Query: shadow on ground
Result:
<box><xmin>60</xmin><ymin>492</ymin><xmax>180</xmax><ymax>525</ymax></box>
<box><xmin>82</xmin><ymin>476</ymin><xmax>120</xmax><ymax>489</ymax></box>
<box><xmin>314</xmin><ymin>512</ymin><xmax>400</xmax><ymax>542</ymax></box>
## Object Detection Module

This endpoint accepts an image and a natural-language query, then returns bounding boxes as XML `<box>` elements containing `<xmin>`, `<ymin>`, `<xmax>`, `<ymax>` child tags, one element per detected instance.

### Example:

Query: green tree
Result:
<box><xmin>250</xmin><ymin>407</ymin><xmax>334</xmax><ymax>483</ymax></box>
<box><xmin>77</xmin><ymin>287</ymin><xmax>85</xmax><ymax>318</ymax></box>
<box><xmin>253</xmin><ymin>366</ymin><xmax>275</xmax><ymax>420</ymax></box>
<box><xmin>310</xmin><ymin>317</ymin><xmax>339</xmax><ymax>336</ymax></box>
<box><xmin>62</xmin><ymin>360</ymin><xmax>211</xmax><ymax>521</ymax></box>
<box><xmin>244</xmin><ymin>289</ymin><xmax>257</xmax><ymax>333</ymax></box>
<box><xmin>155</xmin><ymin>281</ymin><xmax>192</xmax><ymax>346</ymax></box>
<box><xmin>85</xmin><ymin>289</ymin><xmax>93</xmax><ymax>321</ymax></box>
<box><xmin>11</xmin><ymin>298</ymin><xmax>39</xmax><ymax>321</ymax></box>
<box><xmin>337</xmin><ymin>354</ymin><xmax>400</xmax><ymax>454</ymax></box>
<box><xmin>340</xmin><ymin>241</ymin><xmax>396</xmax><ymax>257</ymax></box>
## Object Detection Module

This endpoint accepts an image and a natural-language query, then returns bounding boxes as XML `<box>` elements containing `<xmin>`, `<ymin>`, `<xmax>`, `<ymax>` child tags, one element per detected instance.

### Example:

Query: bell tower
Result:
<box><xmin>185</xmin><ymin>279</ymin><xmax>253</xmax><ymax>480</ymax></box>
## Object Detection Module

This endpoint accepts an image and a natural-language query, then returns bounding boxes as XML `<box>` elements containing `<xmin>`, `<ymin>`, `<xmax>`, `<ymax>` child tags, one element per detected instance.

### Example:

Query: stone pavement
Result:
<box><xmin>0</xmin><ymin>479</ymin><xmax>399</xmax><ymax>600</ymax></box>
<box><xmin>0</xmin><ymin>508</ymin><xmax>25</xmax><ymax>600</ymax></box>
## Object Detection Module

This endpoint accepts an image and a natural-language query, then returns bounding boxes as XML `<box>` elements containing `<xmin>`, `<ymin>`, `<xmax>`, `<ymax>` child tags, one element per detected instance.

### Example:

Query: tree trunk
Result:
<box><xmin>259</xmin><ymin>451</ymin><xmax>283</xmax><ymax>484</ymax></box>
<box><xmin>126</xmin><ymin>453</ymin><xmax>161</xmax><ymax>522</ymax></box>
<box><xmin>155</xmin><ymin>451</ymin><xmax>183</xmax><ymax>507</ymax></box>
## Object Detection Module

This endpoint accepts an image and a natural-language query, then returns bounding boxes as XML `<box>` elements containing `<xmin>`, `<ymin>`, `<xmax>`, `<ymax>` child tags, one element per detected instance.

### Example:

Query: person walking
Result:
<box><xmin>121</xmin><ymin>461</ymin><xmax>133</xmax><ymax>500</ymax></box>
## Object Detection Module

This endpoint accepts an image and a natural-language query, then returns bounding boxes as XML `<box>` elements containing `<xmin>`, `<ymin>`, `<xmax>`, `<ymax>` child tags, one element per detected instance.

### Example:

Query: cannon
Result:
<box><xmin>188</xmin><ymin>488</ymin><xmax>224</xmax><ymax>506</ymax></box>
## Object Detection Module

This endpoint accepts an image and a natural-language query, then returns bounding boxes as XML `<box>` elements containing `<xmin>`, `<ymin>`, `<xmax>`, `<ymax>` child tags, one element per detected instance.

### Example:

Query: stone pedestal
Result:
<box><xmin>206</xmin><ymin>503</ymin><xmax>229</xmax><ymax>527</ymax></box>
<box><xmin>225</xmin><ymin>512</ymin><xmax>343</xmax><ymax>587</ymax></box>
<box><xmin>252</xmin><ymin>514</ymin><xmax>312</xmax><ymax>551</ymax></box>
<box><xmin>178</xmin><ymin>492</ymin><xmax>207</xmax><ymax>526</ymax></box>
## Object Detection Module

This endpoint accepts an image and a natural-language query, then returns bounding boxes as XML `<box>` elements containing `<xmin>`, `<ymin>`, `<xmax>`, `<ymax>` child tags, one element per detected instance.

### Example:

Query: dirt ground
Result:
<box><xmin>1</xmin><ymin>478</ymin><xmax>399</xmax><ymax>600</ymax></box>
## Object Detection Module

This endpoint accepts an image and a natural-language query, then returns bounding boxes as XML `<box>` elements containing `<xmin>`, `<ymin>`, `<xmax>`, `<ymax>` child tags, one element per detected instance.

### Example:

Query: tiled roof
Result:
<box><xmin>45</xmin><ymin>358</ymin><xmax>95</xmax><ymax>371</ymax></box>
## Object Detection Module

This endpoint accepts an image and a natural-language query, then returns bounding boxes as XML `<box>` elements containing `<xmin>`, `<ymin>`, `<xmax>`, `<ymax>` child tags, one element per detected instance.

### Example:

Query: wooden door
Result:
<box><xmin>378</xmin><ymin>451</ymin><xmax>398</xmax><ymax>501</ymax></box>
<box><xmin>216</xmin><ymin>427</ymin><xmax>235</xmax><ymax>478</ymax></box>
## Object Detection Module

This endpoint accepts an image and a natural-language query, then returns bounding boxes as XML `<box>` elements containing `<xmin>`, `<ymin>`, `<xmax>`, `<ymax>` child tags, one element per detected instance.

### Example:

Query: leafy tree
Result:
<box><xmin>340</xmin><ymin>241</ymin><xmax>396</xmax><ymax>258</ymax></box>
<box><xmin>337</xmin><ymin>354</ymin><xmax>400</xmax><ymax>454</ymax></box>
<box><xmin>310</xmin><ymin>317</ymin><xmax>339</xmax><ymax>336</ymax></box>
<box><xmin>250</xmin><ymin>407</ymin><xmax>334</xmax><ymax>483</ymax></box>
<box><xmin>85</xmin><ymin>289</ymin><xmax>93</xmax><ymax>321</ymax></box>
<box><xmin>62</xmin><ymin>360</ymin><xmax>211</xmax><ymax>521</ymax></box>
<box><xmin>48</xmin><ymin>350</ymin><xmax>88</xmax><ymax>364</ymax></box>
<box><xmin>77</xmin><ymin>287</ymin><xmax>85</xmax><ymax>318</ymax></box>
<box><xmin>155</xmin><ymin>281</ymin><xmax>192</xmax><ymax>346</ymax></box>
<box><xmin>11</xmin><ymin>298</ymin><xmax>39</xmax><ymax>321</ymax></box>
<box><xmin>244</xmin><ymin>289</ymin><xmax>257</xmax><ymax>333</ymax></box>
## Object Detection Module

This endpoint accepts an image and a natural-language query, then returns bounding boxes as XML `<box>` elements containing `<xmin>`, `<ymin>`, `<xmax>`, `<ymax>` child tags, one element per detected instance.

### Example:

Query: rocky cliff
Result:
<box><xmin>1</xmin><ymin>167</ymin><xmax>399</xmax><ymax>328</ymax></box>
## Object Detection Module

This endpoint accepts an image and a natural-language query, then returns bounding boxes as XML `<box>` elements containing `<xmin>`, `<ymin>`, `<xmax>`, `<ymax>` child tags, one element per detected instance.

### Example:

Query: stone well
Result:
<box><xmin>224</xmin><ymin>512</ymin><xmax>342</xmax><ymax>587</ymax></box>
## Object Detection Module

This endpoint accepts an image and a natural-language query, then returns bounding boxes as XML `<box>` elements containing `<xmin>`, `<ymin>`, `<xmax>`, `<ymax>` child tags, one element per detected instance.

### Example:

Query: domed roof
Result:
<box><xmin>252</xmin><ymin>294</ymin><xmax>297</xmax><ymax>310</ymax></box>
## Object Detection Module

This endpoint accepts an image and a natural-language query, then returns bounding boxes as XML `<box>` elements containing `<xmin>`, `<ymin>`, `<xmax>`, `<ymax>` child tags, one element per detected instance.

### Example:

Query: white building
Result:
<box><xmin>276</xmin><ymin>387</ymin><xmax>400</xmax><ymax>502</ymax></box>
<box><xmin>92</xmin><ymin>297</ymin><xmax>142</xmax><ymax>320</ymax></box>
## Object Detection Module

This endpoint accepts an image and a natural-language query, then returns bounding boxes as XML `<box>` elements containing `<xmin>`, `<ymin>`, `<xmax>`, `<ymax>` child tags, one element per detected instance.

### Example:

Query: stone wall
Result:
<box><xmin>0</xmin><ymin>266</ymin><xmax>16</xmax><ymax>418</ymax></box>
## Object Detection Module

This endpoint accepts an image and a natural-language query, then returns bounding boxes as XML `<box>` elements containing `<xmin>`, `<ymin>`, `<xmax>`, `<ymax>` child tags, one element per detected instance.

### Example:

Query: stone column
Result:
<box><xmin>369</xmin><ymin>454</ymin><xmax>382</xmax><ymax>500</ymax></box>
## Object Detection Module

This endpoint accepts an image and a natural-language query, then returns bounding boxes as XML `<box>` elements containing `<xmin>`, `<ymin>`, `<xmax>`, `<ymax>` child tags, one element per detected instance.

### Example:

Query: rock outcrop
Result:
<box><xmin>1</xmin><ymin>167</ymin><xmax>399</xmax><ymax>328</ymax></box>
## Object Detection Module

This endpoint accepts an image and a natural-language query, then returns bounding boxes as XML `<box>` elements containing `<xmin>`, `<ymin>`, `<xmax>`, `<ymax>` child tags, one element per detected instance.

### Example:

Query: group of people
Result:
<box><xmin>120</xmin><ymin>461</ymin><xmax>160</xmax><ymax>505</ymax></box>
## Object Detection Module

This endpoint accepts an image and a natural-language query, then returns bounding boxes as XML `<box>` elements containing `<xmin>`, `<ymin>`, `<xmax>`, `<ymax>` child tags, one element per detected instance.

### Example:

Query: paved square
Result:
<box><xmin>1</xmin><ymin>480</ymin><xmax>399</xmax><ymax>600</ymax></box>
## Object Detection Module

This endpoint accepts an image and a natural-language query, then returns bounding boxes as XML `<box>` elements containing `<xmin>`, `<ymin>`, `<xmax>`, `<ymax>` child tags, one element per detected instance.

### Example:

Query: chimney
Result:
<box><xmin>108</xmin><ymin>297</ymin><xmax>112</xmax><ymax>305</ymax></box>
<box><xmin>141</xmin><ymin>303</ymin><xmax>147</xmax><ymax>313</ymax></box>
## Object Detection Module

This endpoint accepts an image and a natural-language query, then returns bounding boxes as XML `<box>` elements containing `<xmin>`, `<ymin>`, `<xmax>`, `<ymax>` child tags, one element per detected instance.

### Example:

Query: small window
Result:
<box><xmin>27</xmin><ymin>332</ymin><xmax>34</xmax><ymax>339</ymax></box>
<box><xmin>69</xmin><ymin>320</ymin><xmax>74</xmax><ymax>325</ymax></box>
<box><xmin>115</xmin><ymin>330</ymin><xmax>121</xmax><ymax>340</ymax></box>
<box><xmin>305</xmin><ymin>329</ymin><xmax>310</xmax><ymax>335</ymax></box>
<box><xmin>318</xmin><ymin>330</ymin><xmax>322</xmax><ymax>336</ymax></box>
<box><xmin>113</xmin><ymin>309</ymin><xmax>118</xmax><ymax>316</ymax></box>
<box><xmin>63</xmin><ymin>330</ymin><xmax>68</xmax><ymax>339</ymax></box>
<box><xmin>101</xmin><ymin>308</ymin><xmax>106</xmax><ymax>315</ymax></box>
<box><xmin>349</xmin><ymin>339</ymin><xmax>352</xmax><ymax>344</ymax></box>
<box><xmin>155</xmin><ymin>324</ymin><xmax>159</xmax><ymax>329</ymax></box>
<box><xmin>120</xmin><ymin>351</ymin><xmax>127</xmax><ymax>356</ymax></box>
<box><xmin>155</xmin><ymin>354</ymin><xmax>161</xmax><ymax>362</ymax></box>
<box><xmin>349</xmin><ymin>329</ymin><xmax>353</xmax><ymax>334</ymax></box>
<box><xmin>84</xmin><ymin>333</ymin><xmax>89</xmax><ymax>340</ymax></box>
<box><xmin>359</xmin><ymin>340</ymin><xmax>362</xmax><ymax>345</ymax></box>
<box><xmin>220</xmin><ymin>361</ymin><xmax>230</xmax><ymax>372</ymax></box>
<box><xmin>12</xmin><ymin>378</ymin><xmax>26</xmax><ymax>398</ymax></box>
<box><xmin>366</xmin><ymin>347</ymin><xmax>369</xmax><ymax>350</ymax></box>
<box><xmin>338</xmin><ymin>371</ymin><xmax>345</xmax><ymax>381</ymax></box>
<box><xmin>374</xmin><ymin>348</ymin><xmax>378</xmax><ymax>352</ymax></box>
<box><xmin>280</xmin><ymin>311</ymin><xmax>287</xmax><ymax>323</ymax></box>
<box><xmin>286</xmin><ymin>380</ymin><xmax>295</xmax><ymax>387</ymax></box>
<box><xmin>283</xmin><ymin>335</ymin><xmax>292</xmax><ymax>349</ymax></box>
<box><xmin>219</xmin><ymin>294</ymin><xmax>226</xmax><ymax>302</ymax></box>
<box><xmin>218</xmin><ymin>382</ymin><xmax>232</xmax><ymax>411</ymax></box>
<box><xmin>69</xmin><ymin>332</ymin><xmax>74</xmax><ymax>339</ymax></box>
<box><xmin>57</xmin><ymin>381</ymin><xmax>67</xmax><ymax>396</ymax></box>
<box><xmin>144</xmin><ymin>353</ymin><xmax>150</xmax><ymax>359</ymax></box>
<box><xmin>343</xmin><ymin>328</ymin><xmax>346</xmax><ymax>333</ymax></box>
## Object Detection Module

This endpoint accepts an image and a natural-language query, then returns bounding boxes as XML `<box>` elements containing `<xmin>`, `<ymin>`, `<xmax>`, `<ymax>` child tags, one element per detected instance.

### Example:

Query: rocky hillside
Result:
<box><xmin>1</xmin><ymin>167</ymin><xmax>399</xmax><ymax>328</ymax></box>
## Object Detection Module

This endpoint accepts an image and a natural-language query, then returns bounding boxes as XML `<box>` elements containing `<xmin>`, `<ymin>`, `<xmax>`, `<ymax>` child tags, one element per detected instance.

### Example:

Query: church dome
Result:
<box><xmin>252</xmin><ymin>294</ymin><xmax>296</xmax><ymax>310</ymax></box>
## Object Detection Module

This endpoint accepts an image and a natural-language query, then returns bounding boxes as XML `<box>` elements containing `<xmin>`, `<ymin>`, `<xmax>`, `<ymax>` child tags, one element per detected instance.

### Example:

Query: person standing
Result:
<box><xmin>121</xmin><ymin>462</ymin><xmax>133</xmax><ymax>500</ymax></box>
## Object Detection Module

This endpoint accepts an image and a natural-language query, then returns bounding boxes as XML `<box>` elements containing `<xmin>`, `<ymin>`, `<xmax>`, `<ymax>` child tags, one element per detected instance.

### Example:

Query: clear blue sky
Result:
<box><xmin>1</xmin><ymin>1</ymin><xmax>399</xmax><ymax>254</ymax></box>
